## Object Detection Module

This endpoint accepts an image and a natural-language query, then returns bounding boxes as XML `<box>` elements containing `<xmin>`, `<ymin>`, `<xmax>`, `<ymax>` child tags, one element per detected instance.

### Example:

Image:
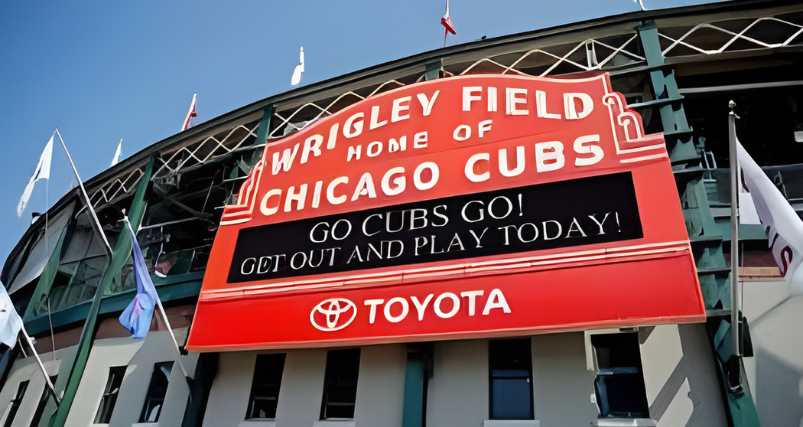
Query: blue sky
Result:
<box><xmin>0</xmin><ymin>0</ymin><xmax>723</xmax><ymax>265</ymax></box>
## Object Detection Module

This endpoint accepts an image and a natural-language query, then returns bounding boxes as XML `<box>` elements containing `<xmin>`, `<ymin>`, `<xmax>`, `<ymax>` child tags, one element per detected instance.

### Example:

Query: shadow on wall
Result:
<box><xmin>647</xmin><ymin>324</ymin><xmax>728</xmax><ymax>427</ymax></box>
<box><xmin>755</xmin><ymin>348</ymin><xmax>803</xmax><ymax>427</ymax></box>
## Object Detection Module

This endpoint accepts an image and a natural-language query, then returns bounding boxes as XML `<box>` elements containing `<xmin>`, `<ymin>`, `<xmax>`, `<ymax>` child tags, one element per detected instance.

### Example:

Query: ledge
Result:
<box><xmin>484</xmin><ymin>420</ymin><xmax>540</xmax><ymax>427</ymax></box>
<box><xmin>312</xmin><ymin>421</ymin><xmax>355</xmax><ymax>427</ymax></box>
<box><xmin>238</xmin><ymin>420</ymin><xmax>276</xmax><ymax>427</ymax></box>
<box><xmin>591</xmin><ymin>418</ymin><xmax>657</xmax><ymax>427</ymax></box>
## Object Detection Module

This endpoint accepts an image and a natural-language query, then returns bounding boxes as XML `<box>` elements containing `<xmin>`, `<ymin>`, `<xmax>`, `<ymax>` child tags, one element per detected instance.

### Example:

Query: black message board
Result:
<box><xmin>227</xmin><ymin>172</ymin><xmax>643</xmax><ymax>283</ymax></box>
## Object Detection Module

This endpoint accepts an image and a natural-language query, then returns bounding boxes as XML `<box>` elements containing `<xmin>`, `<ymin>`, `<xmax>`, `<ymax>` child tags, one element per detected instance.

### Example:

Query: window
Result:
<box><xmin>29</xmin><ymin>376</ymin><xmax>57</xmax><ymax>427</ymax></box>
<box><xmin>94</xmin><ymin>366</ymin><xmax>126</xmax><ymax>424</ymax></box>
<box><xmin>320</xmin><ymin>348</ymin><xmax>361</xmax><ymax>420</ymax></box>
<box><xmin>590</xmin><ymin>333</ymin><xmax>649</xmax><ymax>419</ymax></box>
<box><xmin>2</xmin><ymin>381</ymin><xmax>28</xmax><ymax>427</ymax></box>
<box><xmin>489</xmin><ymin>339</ymin><xmax>534</xmax><ymax>420</ymax></box>
<box><xmin>139</xmin><ymin>362</ymin><xmax>173</xmax><ymax>423</ymax></box>
<box><xmin>245</xmin><ymin>354</ymin><xmax>286</xmax><ymax>419</ymax></box>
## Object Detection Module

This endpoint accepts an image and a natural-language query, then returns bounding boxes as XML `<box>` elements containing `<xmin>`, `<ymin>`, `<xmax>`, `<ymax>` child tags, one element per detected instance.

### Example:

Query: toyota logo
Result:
<box><xmin>310</xmin><ymin>298</ymin><xmax>357</xmax><ymax>332</ymax></box>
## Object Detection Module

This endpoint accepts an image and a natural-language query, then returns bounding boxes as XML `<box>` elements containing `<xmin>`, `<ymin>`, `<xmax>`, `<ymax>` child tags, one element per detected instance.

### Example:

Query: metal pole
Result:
<box><xmin>20</xmin><ymin>326</ymin><xmax>60</xmax><ymax>405</ymax></box>
<box><xmin>728</xmin><ymin>100</ymin><xmax>740</xmax><ymax>357</ymax></box>
<box><xmin>47</xmin><ymin>297</ymin><xmax>56</xmax><ymax>362</ymax></box>
<box><xmin>53</xmin><ymin>128</ymin><xmax>114</xmax><ymax>256</ymax></box>
<box><xmin>155</xmin><ymin>301</ymin><xmax>190</xmax><ymax>380</ymax></box>
<box><xmin>127</xmin><ymin>217</ymin><xmax>191</xmax><ymax>380</ymax></box>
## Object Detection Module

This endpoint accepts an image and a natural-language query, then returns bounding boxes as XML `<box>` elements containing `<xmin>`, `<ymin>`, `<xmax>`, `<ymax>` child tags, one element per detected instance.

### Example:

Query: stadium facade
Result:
<box><xmin>2</xmin><ymin>1</ymin><xmax>802</xmax><ymax>426</ymax></box>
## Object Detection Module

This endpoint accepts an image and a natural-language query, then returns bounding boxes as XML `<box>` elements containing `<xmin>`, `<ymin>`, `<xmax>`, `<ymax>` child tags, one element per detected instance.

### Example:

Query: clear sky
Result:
<box><xmin>0</xmin><ymin>0</ymin><xmax>723</xmax><ymax>266</ymax></box>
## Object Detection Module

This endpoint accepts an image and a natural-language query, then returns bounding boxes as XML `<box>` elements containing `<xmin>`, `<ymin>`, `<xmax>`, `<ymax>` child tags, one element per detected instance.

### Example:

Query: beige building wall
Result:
<box><xmin>202</xmin><ymin>344</ymin><xmax>408</xmax><ymax>427</ymax></box>
<box><xmin>640</xmin><ymin>324</ymin><xmax>728</xmax><ymax>427</ymax></box>
<box><xmin>531</xmin><ymin>332</ymin><xmax>597</xmax><ymax>426</ymax></box>
<box><xmin>64</xmin><ymin>328</ymin><xmax>198</xmax><ymax>427</ymax></box>
<box><xmin>0</xmin><ymin>325</ymin><xmax>734</xmax><ymax>427</ymax></box>
<box><xmin>742</xmin><ymin>278</ymin><xmax>803</xmax><ymax>427</ymax></box>
<box><xmin>425</xmin><ymin>339</ymin><xmax>489</xmax><ymax>427</ymax></box>
<box><xmin>0</xmin><ymin>346</ymin><xmax>73</xmax><ymax>427</ymax></box>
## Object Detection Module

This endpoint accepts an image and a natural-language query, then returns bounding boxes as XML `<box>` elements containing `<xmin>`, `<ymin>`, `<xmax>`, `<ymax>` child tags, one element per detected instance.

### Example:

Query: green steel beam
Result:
<box><xmin>401</xmin><ymin>358</ymin><xmax>425</xmax><ymax>427</ymax></box>
<box><xmin>637</xmin><ymin>21</ymin><xmax>760</xmax><ymax>427</ymax></box>
<box><xmin>48</xmin><ymin>158</ymin><xmax>154</xmax><ymax>427</ymax></box>
<box><xmin>23</xmin><ymin>273</ymin><xmax>203</xmax><ymax>336</ymax></box>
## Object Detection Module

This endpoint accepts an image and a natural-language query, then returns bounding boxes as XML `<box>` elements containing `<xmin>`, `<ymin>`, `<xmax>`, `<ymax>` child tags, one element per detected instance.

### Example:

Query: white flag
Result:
<box><xmin>291</xmin><ymin>47</ymin><xmax>304</xmax><ymax>86</ymax></box>
<box><xmin>182</xmin><ymin>93</ymin><xmax>198</xmax><ymax>131</ymax></box>
<box><xmin>17</xmin><ymin>134</ymin><xmax>54</xmax><ymax>217</ymax></box>
<box><xmin>111</xmin><ymin>139</ymin><xmax>122</xmax><ymax>166</ymax></box>
<box><xmin>737</xmin><ymin>139</ymin><xmax>803</xmax><ymax>294</ymax></box>
<box><xmin>0</xmin><ymin>283</ymin><xmax>22</xmax><ymax>349</ymax></box>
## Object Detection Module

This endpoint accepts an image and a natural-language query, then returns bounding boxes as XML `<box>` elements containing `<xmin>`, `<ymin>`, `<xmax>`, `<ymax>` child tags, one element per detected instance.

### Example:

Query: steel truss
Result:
<box><xmin>86</xmin><ymin>9</ymin><xmax>803</xmax><ymax>208</ymax></box>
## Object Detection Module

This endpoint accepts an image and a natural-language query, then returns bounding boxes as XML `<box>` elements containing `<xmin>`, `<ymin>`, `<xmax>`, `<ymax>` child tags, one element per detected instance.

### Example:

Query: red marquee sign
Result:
<box><xmin>186</xmin><ymin>74</ymin><xmax>705</xmax><ymax>351</ymax></box>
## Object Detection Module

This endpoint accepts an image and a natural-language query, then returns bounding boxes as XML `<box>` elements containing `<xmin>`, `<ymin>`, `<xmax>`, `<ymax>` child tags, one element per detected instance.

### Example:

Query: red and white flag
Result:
<box><xmin>441</xmin><ymin>0</ymin><xmax>455</xmax><ymax>47</ymax></box>
<box><xmin>737</xmin><ymin>138</ymin><xmax>803</xmax><ymax>294</ymax></box>
<box><xmin>441</xmin><ymin>0</ymin><xmax>456</xmax><ymax>35</ymax></box>
<box><xmin>182</xmin><ymin>93</ymin><xmax>198</xmax><ymax>131</ymax></box>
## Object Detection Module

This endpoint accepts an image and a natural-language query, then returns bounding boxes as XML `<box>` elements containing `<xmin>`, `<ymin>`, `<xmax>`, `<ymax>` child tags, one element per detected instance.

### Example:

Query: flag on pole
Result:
<box><xmin>181</xmin><ymin>93</ymin><xmax>198</xmax><ymax>131</ymax></box>
<box><xmin>441</xmin><ymin>0</ymin><xmax>456</xmax><ymax>47</ymax></box>
<box><xmin>291</xmin><ymin>47</ymin><xmax>305</xmax><ymax>86</ymax></box>
<box><xmin>17</xmin><ymin>135</ymin><xmax>54</xmax><ymax>217</ymax></box>
<box><xmin>736</xmin><ymin>138</ymin><xmax>803</xmax><ymax>294</ymax></box>
<box><xmin>119</xmin><ymin>219</ymin><xmax>161</xmax><ymax>339</ymax></box>
<box><xmin>111</xmin><ymin>140</ymin><xmax>122</xmax><ymax>167</ymax></box>
<box><xmin>0</xmin><ymin>283</ymin><xmax>23</xmax><ymax>349</ymax></box>
<box><xmin>0</xmin><ymin>281</ymin><xmax>59</xmax><ymax>404</ymax></box>
<box><xmin>441</xmin><ymin>0</ymin><xmax>456</xmax><ymax>35</ymax></box>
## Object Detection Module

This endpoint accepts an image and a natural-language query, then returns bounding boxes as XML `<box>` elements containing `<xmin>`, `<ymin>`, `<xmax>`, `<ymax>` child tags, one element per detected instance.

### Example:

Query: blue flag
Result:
<box><xmin>119</xmin><ymin>219</ymin><xmax>160</xmax><ymax>339</ymax></box>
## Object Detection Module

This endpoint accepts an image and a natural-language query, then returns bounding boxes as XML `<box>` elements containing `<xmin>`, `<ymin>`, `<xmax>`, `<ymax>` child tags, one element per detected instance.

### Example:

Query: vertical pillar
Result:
<box><xmin>402</xmin><ymin>358</ymin><xmax>425</xmax><ymax>427</ymax></box>
<box><xmin>637</xmin><ymin>21</ymin><xmax>760</xmax><ymax>427</ymax></box>
<box><xmin>401</xmin><ymin>344</ymin><xmax>432</xmax><ymax>427</ymax></box>
<box><xmin>424</xmin><ymin>59</ymin><xmax>443</xmax><ymax>81</ymax></box>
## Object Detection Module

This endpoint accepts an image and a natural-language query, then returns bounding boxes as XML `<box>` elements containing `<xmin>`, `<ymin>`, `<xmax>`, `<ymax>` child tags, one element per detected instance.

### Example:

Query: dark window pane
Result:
<box><xmin>29</xmin><ymin>376</ymin><xmax>57</xmax><ymax>427</ymax></box>
<box><xmin>3</xmin><ymin>381</ymin><xmax>28</xmax><ymax>427</ymax></box>
<box><xmin>140</xmin><ymin>362</ymin><xmax>173</xmax><ymax>423</ymax></box>
<box><xmin>591</xmin><ymin>333</ymin><xmax>649</xmax><ymax>419</ymax></box>
<box><xmin>320</xmin><ymin>348</ymin><xmax>361</xmax><ymax>420</ymax></box>
<box><xmin>591</xmin><ymin>334</ymin><xmax>642</xmax><ymax>369</ymax></box>
<box><xmin>489</xmin><ymin>339</ymin><xmax>533</xmax><ymax>420</ymax></box>
<box><xmin>94</xmin><ymin>366</ymin><xmax>126</xmax><ymax>424</ymax></box>
<box><xmin>491</xmin><ymin>379</ymin><xmax>532</xmax><ymax>420</ymax></box>
<box><xmin>246</xmin><ymin>354</ymin><xmax>286</xmax><ymax>419</ymax></box>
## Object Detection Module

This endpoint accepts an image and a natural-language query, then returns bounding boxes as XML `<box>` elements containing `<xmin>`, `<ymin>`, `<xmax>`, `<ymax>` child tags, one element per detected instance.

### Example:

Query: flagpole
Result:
<box><xmin>44</xmin><ymin>180</ymin><xmax>58</xmax><ymax>362</ymax></box>
<box><xmin>53</xmin><ymin>128</ymin><xmax>114</xmax><ymax>256</ymax></box>
<box><xmin>728</xmin><ymin>100</ymin><xmax>740</xmax><ymax>357</ymax></box>
<box><xmin>155</xmin><ymin>300</ymin><xmax>190</xmax><ymax>380</ymax></box>
<box><xmin>20</xmin><ymin>326</ymin><xmax>60</xmax><ymax>405</ymax></box>
<box><xmin>47</xmin><ymin>297</ymin><xmax>56</xmax><ymax>362</ymax></box>
<box><xmin>127</xmin><ymin>216</ymin><xmax>190</xmax><ymax>380</ymax></box>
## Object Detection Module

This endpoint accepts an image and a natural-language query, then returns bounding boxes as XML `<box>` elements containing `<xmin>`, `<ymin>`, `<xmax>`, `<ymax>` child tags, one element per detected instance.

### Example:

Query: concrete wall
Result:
<box><xmin>0</xmin><ymin>328</ymin><xmax>197</xmax><ymax>427</ymax></box>
<box><xmin>640</xmin><ymin>324</ymin><xmax>728</xmax><ymax>427</ymax></box>
<box><xmin>0</xmin><ymin>345</ymin><xmax>73</xmax><ymax>427</ymax></box>
<box><xmin>426</xmin><ymin>339</ymin><xmax>489</xmax><ymax>427</ymax></box>
<box><xmin>202</xmin><ymin>350</ymin><xmax>261</xmax><ymax>427</ymax></box>
<box><xmin>422</xmin><ymin>330</ymin><xmax>727</xmax><ymax>427</ymax></box>
<box><xmin>353</xmin><ymin>344</ymin><xmax>406</xmax><ymax>427</ymax></box>
<box><xmin>742</xmin><ymin>279</ymin><xmax>803</xmax><ymax>427</ymax></box>
<box><xmin>202</xmin><ymin>344</ymin><xmax>408</xmax><ymax>427</ymax></box>
<box><xmin>64</xmin><ymin>328</ymin><xmax>198</xmax><ymax>427</ymax></box>
<box><xmin>531</xmin><ymin>332</ymin><xmax>598</xmax><ymax>427</ymax></box>
<box><xmin>0</xmin><ymin>327</ymin><xmax>734</xmax><ymax>427</ymax></box>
